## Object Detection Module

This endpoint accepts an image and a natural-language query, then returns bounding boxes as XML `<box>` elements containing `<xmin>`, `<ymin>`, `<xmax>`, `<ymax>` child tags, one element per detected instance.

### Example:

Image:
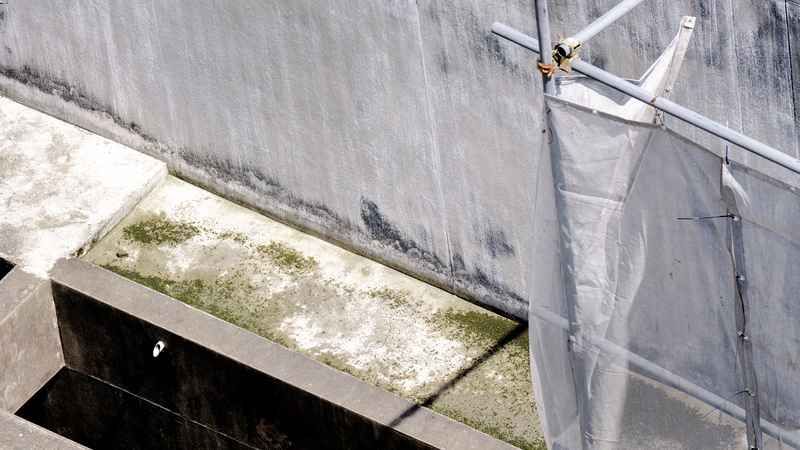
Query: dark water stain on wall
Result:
<box><xmin>360</xmin><ymin>198</ymin><xmax>450</xmax><ymax>273</ymax></box>
<box><xmin>177</xmin><ymin>150</ymin><xmax>351</xmax><ymax>235</ymax></box>
<box><xmin>450</xmin><ymin>253</ymin><xmax>528</xmax><ymax>318</ymax></box>
<box><xmin>175</xmin><ymin>152</ymin><xmax>529</xmax><ymax>317</ymax></box>
<box><xmin>437</xmin><ymin>51</ymin><xmax>451</xmax><ymax>76</ymax></box>
<box><xmin>0</xmin><ymin>65</ymin><xmax>157</xmax><ymax>143</ymax></box>
<box><xmin>359</xmin><ymin>199</ymin><xmax>527</xmax><ymax>317</ymax></box>
<box><xmin>482</xmin><ymin>227</ymin><xmax>515</xmax><ymax>259</ymax></box>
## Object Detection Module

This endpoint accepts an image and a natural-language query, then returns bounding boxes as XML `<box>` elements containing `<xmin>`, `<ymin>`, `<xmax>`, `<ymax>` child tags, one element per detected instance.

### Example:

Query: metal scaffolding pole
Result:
<box><xmin>534</xmin><ymin>0</ymin><xmax>556</xmax><ymax>95</ymax></box>
<box><xmin>495</xmin><ymin>20</ymin><xmax>795</xmax><ymax>449</ymax></box>
<box><xmin>491</xmin><ymin>22</ymin><xmax>800</xmax><ymax>176</ymax></box>
<box><xmin>570</xmin><ymin>0</ymin><xmax>649</xmax><ymax>44</ymax></box>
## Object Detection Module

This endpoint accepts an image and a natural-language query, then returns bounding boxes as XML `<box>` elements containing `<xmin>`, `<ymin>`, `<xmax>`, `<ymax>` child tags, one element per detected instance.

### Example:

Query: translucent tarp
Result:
<box><xmin>529</xmin><ymin>96</ymin><xmax>800</xmax><ymax>449</ymax></box>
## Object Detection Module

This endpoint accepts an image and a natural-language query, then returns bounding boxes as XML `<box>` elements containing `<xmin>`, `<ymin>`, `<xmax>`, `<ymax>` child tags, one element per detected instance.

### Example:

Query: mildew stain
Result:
<box><xmin>360</xmin><ymin>197</ymin><xmax>449</xmax><ymax>273</ymax></box>
<box><xmin>0</xmin><ymin>65</ymin><xmax>157</xmax><ymax>142</ymax></box>
<box><xmin>175</xmin><ymin>151</ymin><xmax>351</xmax><ymax>234</ymax></box>
<box><xmin>482</xmin><ymin>227</ymin><xmax>515</xmax><ymax>258</ymax></box>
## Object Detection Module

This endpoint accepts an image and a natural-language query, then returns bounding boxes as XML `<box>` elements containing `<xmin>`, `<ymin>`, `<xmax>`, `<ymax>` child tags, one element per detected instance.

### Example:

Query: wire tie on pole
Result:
<box><xmin>735</xmin><ymin>389</ymin><xmax>755</xmax><ymax>397</ymax></box>
<box><xmin>738</xmin><ymin>330</ymin><xmax>750</xmax><ymax>341</ymax></box>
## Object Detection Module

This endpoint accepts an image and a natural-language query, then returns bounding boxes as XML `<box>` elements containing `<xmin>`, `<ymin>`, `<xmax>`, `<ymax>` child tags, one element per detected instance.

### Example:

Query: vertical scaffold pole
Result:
<box><xmin>534</xmin><ymin>0</ymin><xmax>556</xmax><ymax>95</ymax></box>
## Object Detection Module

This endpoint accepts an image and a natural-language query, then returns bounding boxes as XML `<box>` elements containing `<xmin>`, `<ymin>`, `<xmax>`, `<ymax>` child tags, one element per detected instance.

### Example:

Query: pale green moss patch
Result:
<box><xmin>218</xmin><ymin>230</ymin><xmax>248</xmax><ymax>244</ymax></box>
<box><xmin>102</xmin><ymin>265</ymin><xmax>262</xmax><ymax>331</ymax></box>
<box><xmin>122</xmin><ymin>215</ymin><xmax>201</xmax><ymax>245</ymax></box>
<box><xmin>257</xmin><ymin>241</ymin><xmax>318</xmax><ymax>274</ymax></box>
<box><xmin>367</xmin><ymin>287</ymin><xmax>410</xmax><ymax>309</ymax></box>
<box><xmin>435</xmin><ymin>309</ymin><xmax>517</xmax><ymax>343</ymax></box>
<box><xmin>432</xmin><ymin>405</ymin><xmax>546</xmax><ymax>450</ymax></box>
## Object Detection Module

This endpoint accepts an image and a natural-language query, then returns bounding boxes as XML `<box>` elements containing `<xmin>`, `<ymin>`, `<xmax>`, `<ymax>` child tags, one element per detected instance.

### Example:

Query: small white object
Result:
<box><xmin>152</xmin><ymin>340</ymin><xmax>166</xmax><ymax>358</ymax></box>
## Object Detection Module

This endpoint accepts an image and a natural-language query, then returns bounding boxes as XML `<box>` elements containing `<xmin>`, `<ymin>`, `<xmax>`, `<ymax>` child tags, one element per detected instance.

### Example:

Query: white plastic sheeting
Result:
<box><xmin>529</xmin><ymin>95</ymin><xmax>800</xmax><ymax>449</ymax></box>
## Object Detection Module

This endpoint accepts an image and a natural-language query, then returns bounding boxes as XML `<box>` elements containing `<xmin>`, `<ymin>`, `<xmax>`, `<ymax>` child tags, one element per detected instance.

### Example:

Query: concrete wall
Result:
<box><xmin>0</xmin><ymin>1</ymin><xmax>796</xmax><ymax>318</ymax></box>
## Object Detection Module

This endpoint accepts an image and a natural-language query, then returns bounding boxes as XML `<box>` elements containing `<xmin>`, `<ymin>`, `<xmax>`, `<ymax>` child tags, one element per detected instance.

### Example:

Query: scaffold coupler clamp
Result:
<box><xmin>553</xmin><ymin>37</ymin><xmax>582</xmax><ymax>73</ymax></box>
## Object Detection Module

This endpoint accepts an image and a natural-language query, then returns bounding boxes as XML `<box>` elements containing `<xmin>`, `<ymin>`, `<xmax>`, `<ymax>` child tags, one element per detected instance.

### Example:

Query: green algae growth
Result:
<box><xmin>122</xmin><ymin>215</ymin><xmax>201</xmax><ymax>246</ymax></box>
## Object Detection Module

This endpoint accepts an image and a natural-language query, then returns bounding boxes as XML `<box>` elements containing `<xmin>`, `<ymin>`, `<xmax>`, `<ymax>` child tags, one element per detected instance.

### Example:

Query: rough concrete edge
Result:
<box><xmin>0</xmin><ymin>77</ymin><xmax>528</xmax><ymax>322</ymax></box>
<box><xmin>50</xmin><ymin>258</ymin><xmax>520</xmax><ymax>450</ymax></box>
<box><xmin>0</xmin><ymin>267</ymin><xmax>65</xmax><ymax>412</ymax></box>
<box><xmin>74</xmin><ymin>162</ymin><xmax>168</xmax><ymax>259</ymax></box>
<box><xmin>0</xmin><ymin>410</ymin><xmax>87</xmax><ymax>450</ymax></box>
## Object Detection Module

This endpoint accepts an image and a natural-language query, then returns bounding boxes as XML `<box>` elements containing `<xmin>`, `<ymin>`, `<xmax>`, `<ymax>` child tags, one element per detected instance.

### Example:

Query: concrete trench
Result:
<box><xmin>0</xmin><ymin>259</ymin><xmax>517</xmax><ymax>450</ymax></box>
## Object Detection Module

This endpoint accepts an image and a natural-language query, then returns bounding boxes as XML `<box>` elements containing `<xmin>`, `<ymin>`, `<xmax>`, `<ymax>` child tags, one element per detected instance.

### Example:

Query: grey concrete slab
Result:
<box><xmin>0</xmin><ymin>410</ymin><xmax>86</xmax><ymax>450</ymax></box>
<box><xmin>0</xmin><ymin>268</ymin><xmax>63</xmax><ymax>413</ymax></box>
<box><xmin>0</xmin><ymin>95</ymin><xmax>167</xmax><ymax>277</ymax></box>
<box><xmin>50</xmin><ymin>257</ymin><xmax>519</xmax><ymax>450</ymax></box>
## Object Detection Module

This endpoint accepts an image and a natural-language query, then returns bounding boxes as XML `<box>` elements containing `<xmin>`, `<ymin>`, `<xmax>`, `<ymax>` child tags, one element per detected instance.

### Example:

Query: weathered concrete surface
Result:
<box><xmin>0</xmin><ymin>96</ymin><xmax>167</xmax><ymax>277</ymax></box>
<box><xmin>0</xmin><ymin>268</ymin><xmax>63</xmax><ymax>413</ymax></box>
<box><xmin>0</xmin><ymin>410</ymin><xmax>86</xmax><ymax>450</ymax></box>
<box><xmin>51</xmin><ymin>258</ymin><xmax>520</xmax><ymax>450</ymax></box>
<box><xmin>83</xmin><ymin>176</ymin><xmax>542</xmax><ymax>449</ymax></box>
<box><xmin>0</xmin><ymin>0</ymin><xmax>542</xmax><ymax>319</ymax></box>
<box><xmin>0</xmin><ymin>1</ymin><xmax>797</xmax><ymax>320</ymax></box>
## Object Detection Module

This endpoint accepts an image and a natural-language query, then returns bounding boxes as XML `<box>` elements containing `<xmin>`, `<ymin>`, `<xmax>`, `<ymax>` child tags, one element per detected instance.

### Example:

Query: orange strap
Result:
<box><xmin>537</xmin><ymin>62</ymin><xmax>557</xmax><ymax>78</ymax></box>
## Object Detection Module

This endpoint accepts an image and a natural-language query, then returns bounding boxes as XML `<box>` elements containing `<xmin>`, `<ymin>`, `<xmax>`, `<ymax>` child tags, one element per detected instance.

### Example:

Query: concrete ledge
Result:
<box><xmin>50</xmin><ymin>258</ymin><xmax>517</xmax><ymax>450</ymax></box>
<box><xmin>0</xmin><ymin>268</ymin><xmax>63</xmax><ymax>412</ymax></box>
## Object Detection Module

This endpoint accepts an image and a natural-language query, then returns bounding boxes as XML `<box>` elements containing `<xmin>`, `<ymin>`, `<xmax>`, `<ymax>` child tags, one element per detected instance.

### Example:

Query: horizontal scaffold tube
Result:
<box><xmin>570</xmin><ymin>0</ymin><xmax>649</xmax><ymax>44</ymax></box>
<box><xmin>491</xmin><ymin>22</ymin><xmax>800</xmax><ymax>176</ymax></box>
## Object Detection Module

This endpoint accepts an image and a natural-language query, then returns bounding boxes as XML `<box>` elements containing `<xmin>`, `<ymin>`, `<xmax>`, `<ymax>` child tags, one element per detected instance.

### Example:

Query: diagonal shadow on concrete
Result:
<box><xmin>387</xmin><ymin>323</ymin><xmax>528</xmax><ymax>428</ymax></box>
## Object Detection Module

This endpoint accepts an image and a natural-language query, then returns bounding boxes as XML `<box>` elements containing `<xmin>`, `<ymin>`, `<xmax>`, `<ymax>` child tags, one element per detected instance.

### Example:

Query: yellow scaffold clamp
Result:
<box><xmin>553</xmin><ymin>38</ymin><xmax>582</xmax><ymax>73</ymax></box>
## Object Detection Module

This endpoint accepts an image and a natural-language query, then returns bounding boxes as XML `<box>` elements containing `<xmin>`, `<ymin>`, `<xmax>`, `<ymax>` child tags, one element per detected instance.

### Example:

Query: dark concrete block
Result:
<box><xmin>48</xmin><ymin>259</ymin><xmax>514</xmax><ymax>450</ymax></box>
<box><xmin>18</xmin><ymin>368</ymin><xmax>256</xmax><ymax>450</ymax></box>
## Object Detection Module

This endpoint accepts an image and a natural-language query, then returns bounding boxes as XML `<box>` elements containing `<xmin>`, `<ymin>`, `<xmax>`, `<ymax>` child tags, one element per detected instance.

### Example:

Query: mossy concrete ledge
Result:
<box><xmin>83</xmin><ymin>176</ymin><xmax>543</xmax><ymax>449</ymax></box>
<box><xmin>50</xmin><ymin>258</ymin><xmax>518</xmax><ymax>450</ymax></box>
